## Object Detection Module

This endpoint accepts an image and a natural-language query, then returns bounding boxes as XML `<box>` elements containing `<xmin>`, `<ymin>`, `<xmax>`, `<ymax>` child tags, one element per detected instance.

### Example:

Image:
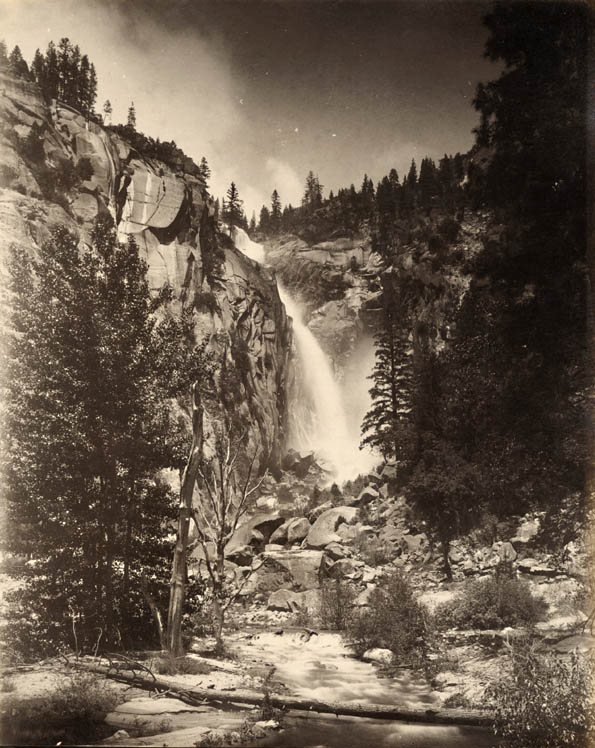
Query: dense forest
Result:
<box><xmin>258</xmin><ymin>2</ymin><xmax>588</xmax><ymax>573</ymax></box>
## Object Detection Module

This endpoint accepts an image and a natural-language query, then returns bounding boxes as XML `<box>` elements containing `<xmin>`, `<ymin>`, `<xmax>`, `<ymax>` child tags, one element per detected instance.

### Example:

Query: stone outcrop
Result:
<box><xmin>0</xmin><ymin>71</ymin><xmax>291</xmax><ymax>470</ymax></box>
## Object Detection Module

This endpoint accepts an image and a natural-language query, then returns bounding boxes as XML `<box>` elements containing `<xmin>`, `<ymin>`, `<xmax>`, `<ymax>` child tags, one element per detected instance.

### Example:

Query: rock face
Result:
<box><xmin>0</xmin><ymin>71</ymin><xmax>291</xmax><ymax>470</ymax></box>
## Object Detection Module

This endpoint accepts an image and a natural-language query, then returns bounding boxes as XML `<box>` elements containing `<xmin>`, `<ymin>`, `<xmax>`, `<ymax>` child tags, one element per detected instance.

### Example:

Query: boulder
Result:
<box><xmin>337</xmin><ymin>522</ymin><xmax>374</xmax><ymax>543</ymax></box>
<box><xmin>401</xmin><ymin>533</ymin><xmax>428</xmax><ymax>556</ymax></box>
<box><xmin>262</xmin><ymin>549</ymin><xmax>325</xmax><ymax>590</ymax></box>
<box><xmin>327</xmin><ymin>558</ymin><xmax>363</xmax><ymax>580</ymax></box>
<box><xmin>355</xmin><ymin>485</ymin><xmax>379</xmax><ymax>506</ymax></box>
<box><xmin>256</xmin><ymin>495</ymin><xmax>278</xmax><ymax>512</ymax></box>
<box><xmin>353</xmin><ymin>585</ymin><xmax>376</xmax><ymax>607</ymax></box>
<box><xmin>379</xmin><ymin>483</ymin><xmax>389</xmax><ymax>499</ymax></box>
<box><xmin>267</xmin><ymin>589</ymin><xmax>302</xmax><ymax>612</ymax></box>
<box><xmin>269</xmin><ymin>520</ymin><xmax>291</xmax><ymax>545</ymax></box>
<box><xmin>307</xmin><ymin>501</ymin><xmax>333</xmax><ymax>523</ymax></box>
<box><xmin>361</xmin><ymin>566</ymin><xmax>378</xmax><ymax>584</ymax></box>
<box><xmin>287</xmin><ymin>517</ymin><xmax>311</xmax><ymax>543</ymax></box>
<box><xmin>367</xmin><ymin>470</ymin><xmax>382</xmax><ymax>485</ymax></box>
<box><xmin>380</xmin><ymin>463</ymin><xmax>398</xmax><ymax>481</ymax></box>
<box><xmin>324</xmin><ymin>542</ymin><xmax>348</xmax><ymax>561</ymax></box>
<box><xmin>226</xmin><ymin>512</ymin><xmax>286</xmax><ymax>554</ymax></box>
<box><xmin>293</xmin><ymin>453</ymin><xmax>316</xmax><ymax>478</ymax></box>
<box><xmin>517</xmin><ymin>557</ymin><xmax>558</xmax><ymax>577</ymax></box>
<box><xmin>306</xmin><ymin>506</ymin><xmax>358</xmax><ymax>549</ymax></box>
<box><xmin>281</xmin><ymin>448</ymin><xmax>301</xmax><ymax>472</ymax></box>
<box><xmin>362</xmin><ymin>648</ymin><xmax>394</xmax><ymax>666</ymax></box>
<box><xmin>226</xmin><ymin>544</ymin><xmax>253</xmax><ymax>567</ymax></box>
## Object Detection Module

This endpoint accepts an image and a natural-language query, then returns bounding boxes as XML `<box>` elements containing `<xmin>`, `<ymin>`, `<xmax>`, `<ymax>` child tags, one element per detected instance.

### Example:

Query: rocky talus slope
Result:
<box><xmin>0</xmin><ymin>71</ymin><xmax>291</xmax><ymax>467</ymax></box>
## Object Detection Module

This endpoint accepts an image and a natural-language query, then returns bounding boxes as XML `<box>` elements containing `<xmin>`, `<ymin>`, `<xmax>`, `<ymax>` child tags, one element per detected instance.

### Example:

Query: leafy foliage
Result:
<box><xmin>346</xmin><ymin>571</ymin><xmax>429</xmax><ymax>662</ymax></box>
<box><xmin>487</xmin><ymin>642</ymin><xmax>595</xmax><ymax>747</ymax></box>
<box><xmin>3</xmin><ymin>217</ymin><xmax>211</xmax><ymax>655</ymax></box>
<box><xmin>435</xmin><ymin>573</ymin><xmax>547</xmax><ymax>630</ymax></box>
<box><xmin>318</xmin><ymin>579</ymin><xmax>355</xmax><ymax>631</ymax></box>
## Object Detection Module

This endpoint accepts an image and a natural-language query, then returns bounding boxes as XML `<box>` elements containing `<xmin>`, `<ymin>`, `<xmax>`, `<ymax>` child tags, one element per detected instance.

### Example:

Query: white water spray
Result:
<box><xmin>233</xmin><ymin>227</ymin><xmax>377</xmax><ymax>483</ymax></box>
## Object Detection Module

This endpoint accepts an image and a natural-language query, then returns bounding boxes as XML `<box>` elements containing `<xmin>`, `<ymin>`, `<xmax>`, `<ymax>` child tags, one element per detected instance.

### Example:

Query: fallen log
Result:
<box><xmin>74</xmin><ymin>661</ymin><xmax>494</xmax><ymax>727</ymax></box>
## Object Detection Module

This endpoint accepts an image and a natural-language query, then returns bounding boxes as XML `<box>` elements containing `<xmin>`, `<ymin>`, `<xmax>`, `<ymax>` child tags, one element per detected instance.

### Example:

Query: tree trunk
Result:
<box><xmin>166</xmin><ymin>383</ymin><xmax>203</xmax><ymax>655</ymax></box>
<box><xmin>75</xmin><ymin>661</ymin><xmax>493</xmax><ymax>727</ymax></box>
<box><xmin>442</xmin><ymin>539</ymin><xmax>453</xmax><ymax>582</ymax></box>
<box><xmin>140</xmin><ymin>576</ymin><xmax>166</xmax><ymax>650</ymax></box>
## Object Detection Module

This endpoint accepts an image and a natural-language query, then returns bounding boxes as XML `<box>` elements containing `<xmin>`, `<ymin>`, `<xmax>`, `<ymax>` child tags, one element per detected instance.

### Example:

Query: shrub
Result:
<box><xmin>194</xmin><ymin>289</ymin><xmax>219</xmax><ymax>314</ymax></box>
<box><xmin>437</xmin><ymin>216</ymin><xmax>461</xmax><ymax>243</ymax></box>
<box><xmin>435</xmin><ymin>574</ymin><xmax>547</xmax><ymax>630</ymax></box>
<box><xmin>1</xmin><ymin>670</ymin><xmax>121</xmax><ymax>746</ymax></box>
<box><xmin>152</xmin><ymin>654</ymin><xmax>211</xmax><ymax>676</ymax></box>
<box><xmin>346</xmin><ymin>571</ymin><xmax>429</xmax><ymax>663</ymax></box>
<box><xmin>487</xmin><ymin>642</ymin><xmax>595</xmax><ymax>747</ymax></box>
<box><xmin>352</xmin><ymin>530</ymin><xmax>392</xmax><ymax>565</ymax></box>
<box><xmin>319</xmin><ymin>579</ymin><xmax>355</xmax><ymax>631</ymax></box>
<box><xmin>75</xmin><ymin>156</ymin><xmax>94</xmax><ymax>182</ymax></box>
<box><xmin>427</xmin><ymin>233</ymin><xmax>446</xmax><ymax>254</ymax></box>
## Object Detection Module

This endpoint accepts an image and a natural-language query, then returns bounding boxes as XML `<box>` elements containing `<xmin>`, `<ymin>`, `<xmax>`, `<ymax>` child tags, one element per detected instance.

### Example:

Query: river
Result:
<box><xmin>232</xmin><ymin>629</ymin><xmax>497</xmax><ymax>748</ymax></box>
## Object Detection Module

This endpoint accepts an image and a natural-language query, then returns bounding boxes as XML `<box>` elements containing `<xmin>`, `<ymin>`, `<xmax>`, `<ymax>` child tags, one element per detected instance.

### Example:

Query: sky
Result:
<box><xmin>1</xmin><ymin>0</ymin><xmax>500</xmax><ymax>216</ymax></box>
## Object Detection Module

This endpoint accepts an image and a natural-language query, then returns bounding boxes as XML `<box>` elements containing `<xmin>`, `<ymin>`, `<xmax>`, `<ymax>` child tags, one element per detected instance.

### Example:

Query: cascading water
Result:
<box><xmin>232</xmin><ymin>226</ymin><xmax>377</xmax><ymax>482</ymax></box>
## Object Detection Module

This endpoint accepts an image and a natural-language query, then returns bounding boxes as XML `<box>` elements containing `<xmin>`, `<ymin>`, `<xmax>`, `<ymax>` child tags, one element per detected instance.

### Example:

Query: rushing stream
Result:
<box><xmin>233</xmin><ymin>629</ymin><xmax>496</xmax><ymax>748</ymax></box>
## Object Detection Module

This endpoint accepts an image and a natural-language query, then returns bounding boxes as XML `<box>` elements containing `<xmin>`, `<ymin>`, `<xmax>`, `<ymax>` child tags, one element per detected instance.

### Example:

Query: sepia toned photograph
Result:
<box><xmin>0</xmin><ymin>0</ymin><xmax>592</xmax><ymax>746</ymax></box>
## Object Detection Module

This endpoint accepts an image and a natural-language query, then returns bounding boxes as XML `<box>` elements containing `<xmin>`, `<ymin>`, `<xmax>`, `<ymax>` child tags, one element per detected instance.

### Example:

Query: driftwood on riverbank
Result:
<box><xmin>73</xmin><ymin>659</ymin><xmax>493</xmax><ymax>728</ymax></box>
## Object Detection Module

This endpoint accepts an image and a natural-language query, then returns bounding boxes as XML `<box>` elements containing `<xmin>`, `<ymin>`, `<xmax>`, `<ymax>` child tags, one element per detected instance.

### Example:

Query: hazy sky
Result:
<box><xmin>1</xmin><ymin>0</ymin><xmax>499</xmax><ymax>215</ymax></box>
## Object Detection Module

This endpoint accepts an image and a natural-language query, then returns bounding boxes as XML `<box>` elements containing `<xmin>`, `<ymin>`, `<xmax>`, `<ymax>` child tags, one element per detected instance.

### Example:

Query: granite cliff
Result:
<box><xmin>0</xmin><ymin>71</ymin><xmax>291</xmax><ymax>469</ymax></box>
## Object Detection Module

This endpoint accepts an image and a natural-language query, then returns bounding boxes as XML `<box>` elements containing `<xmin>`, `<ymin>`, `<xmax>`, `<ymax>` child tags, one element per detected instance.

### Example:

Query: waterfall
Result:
<box><xmin>233</xmin><ymin>227</ymin><xmax>377</xmax><ymax>483</ymax></box>
<box><xmin>231</xmin><ymin>226</ymin><xmax>265</xmax><ymax>263</ymax></box>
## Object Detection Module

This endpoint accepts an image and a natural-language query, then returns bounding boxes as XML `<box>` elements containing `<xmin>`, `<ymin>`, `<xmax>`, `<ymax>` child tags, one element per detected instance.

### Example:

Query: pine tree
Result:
<box><xmin>361</xmin><ymin>291</ymin><xmax>413</xmax><ymax>462</ymax></box>
<box><xmin>302</xmin><ymin>171</ymin><xmax>323</xmax><ymax>212</ymax></box>
<box><xmin>56</xmin><ymin>37</ymin><xmax>72</xmax><ymax>100</ymax></box>
<box><xmin>127</xmin><ymin>101</ymin><xmax>137</xmax><ymax>129</ymax></box>
<box><xmin>199</xmin><ymin>156</ymin><xmax>211</xmax><ymax>185</ymax></box>
<box><xmin>3</xmin><ymin>217</ymin><xmax>204</xmax><ymax>655</ymax></box>
<box><xmin>86</xmin><ymin>61</ymin><xmax>97</xmax><ymax>115</ymax></box>
<box><xmin>43</xmin><ymin>41</ymin><xmax>59</xmax><ymax>101</ymax></box>
<box><xmin>270</xmin><ymin>189</ymin><xmax>282</xmax><ymax>233</ymax></box>
<box><xmin>418</xmin><ymin>157</ymin><xmax>438</xmax><ymax>211</ymax></box>
<box><xmin>0</xmin><ymin>40</ymin><xmax>8</xmax><ymax>68</ymax></box>
<box><xmin>406</xmin><ymin>159</ymin><xmax>417</xmax><ymax>188</ymax></box>
<box><xmin>249</xmin><ymin>212</ymin><xmax>256</xmax><ymax>234</ymax></box>
<box><xmin>259</xmin><ymin>205</ymin><xmax>270</xmax><ymax>234</ymax></box>
<box><xmin>224</xmin><ymin>182</ymin><xmax>243</xmax><ymax>235</ymax></box>
<box><xmin>30</xmin><ymin>49</ymin><xmax>45</xmax><ymax>89</ymax></box>
<box><xmin>8</xmin><ymin>45</ymin><xmax>28</xmax><ymax>78</ymax></box>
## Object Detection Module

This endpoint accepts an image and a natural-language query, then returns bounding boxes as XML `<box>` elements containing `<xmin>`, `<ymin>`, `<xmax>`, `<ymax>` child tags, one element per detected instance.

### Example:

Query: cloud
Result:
<box><xmin>0</xmin><ymin>0</ymin><xmax>243</xmax><ymax>162</ymax></box>
<box><xmin>265</xmin><ymin>158</ymin><xmax>303</xmax><ymax>208</ymax></box>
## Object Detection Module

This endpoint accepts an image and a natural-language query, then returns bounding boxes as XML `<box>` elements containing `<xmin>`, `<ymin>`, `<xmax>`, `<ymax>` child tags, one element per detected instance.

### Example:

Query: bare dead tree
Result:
<box><xmin>191</xmin><ymin>423</ymin><xmax>266</xmax><ymax>654</ymax></box>
<box><xmin>166</xmin><ymin>382</ymin><xmax>204</xmax><ymax>656</ymax></box>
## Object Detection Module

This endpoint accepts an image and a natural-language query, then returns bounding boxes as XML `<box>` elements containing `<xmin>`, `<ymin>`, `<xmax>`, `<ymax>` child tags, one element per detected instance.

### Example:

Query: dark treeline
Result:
<box><xmin>256</xmin><ymin>154</ymin><xmax>468</xmax><ymax>248</ymax></box>
<box><xmin>364</xmin><ymin>1</ymin><xmax>588</xmax><ymax>577</ymax></box>
<box><xmin>1</xmin><ymin>38</ymin><xmax>97</xmax><ymax>116</ymax></box>
<box><xmin>259</xmin><ymin>2</ymin><xmax>588</xmax><ymax>580</ymax></box>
